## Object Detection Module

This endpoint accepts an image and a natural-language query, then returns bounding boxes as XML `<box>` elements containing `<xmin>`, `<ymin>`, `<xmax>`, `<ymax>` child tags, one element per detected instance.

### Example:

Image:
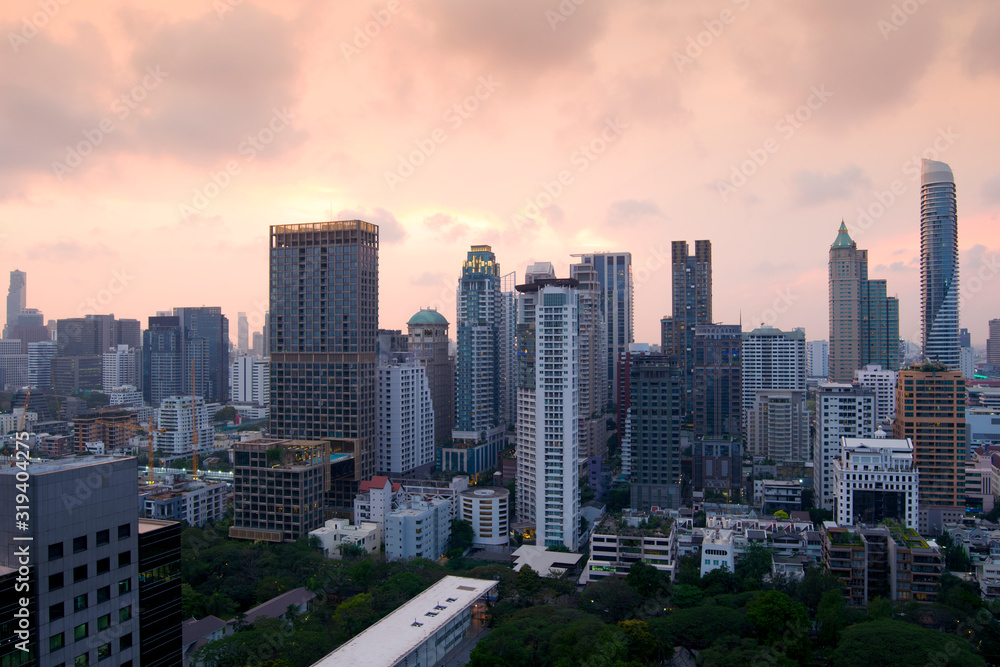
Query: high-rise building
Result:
<box><xmin>5</xmin><ymin>269</ymin><xmax>26</xmax><ymax>338</ymax></box>
<box><xmin>828</xmin><ymin>222</ymin><xmax>899</xmax><ymax>382</ymax></box>
<box><xmin>229</xmin><ymin>438</ymin><xmax>331</xmax><ymax>542</ymax></box>
<box><xmin>443</xmin><ymin>245</ymin><xmax>506</xmax><ymax>477</ymax></box>
<box><xmin>153</xmin><ymin>396</ymin><xmax>213</xmax><ymax>456</ymax></box>
<box><xmin>807</xmin><ymin>340</ymin><xmax>829</xmax><ymax>378</ymax></box>
<box><xmin>747</xmin><ymin>389</ymin><xmax>810</xmax><ymax>462</ymax></box>
<box><xmin>377</xmin><ymin>353</ymin><xmax>435</xmax><ymax>477</ymax></box>
<box><xmin>515</xmin><ymin>278</ymin><xmax>581</xmax><ymax>549</ymax></box>
<box><xmin>136</xmin><ymin>518</ymin><xmax>183</xmax><ymax>667</ymax></box>
<box><xmin>0</xmin><ymin>456</ymin><xmax>143</xmax><ymax>667</ymax></box>
<box><xmin>173</xmin><ymin>307</ymin><xmax>230</xmax><ymax>403</ymax></box>
<box><xmin>51</xmin><ymin>355</ymin><xmax>103</xmax><ymax>394</ymax></box>
<box><xmin>740</xmin><ymin>326</ymin><xmax>807</xmax><ymax>425</ymax></box>
<box><xmin>571</xmin><ymin>252</ymin><xmax>632</xmax><ymax>397</ymax></box>
<box><xmin>231</xmin><ymin>356</ymin><xmax>269</xmax><ymax>406</ymax></box>
<box><xmin>407</xmin><ymin>308</ymin><xmax>454</xmax><ymax>445</ymax></box>
<box><xmin>500</xmin><ymin>271</ymin><xmax>517</xmax><ymax>429</ymax></box>
<box><xmin>269</xmin><ymin>221</ymin><xmax>378</xmax><ymax>510</ymax></box>
<box><xmin>142</xmin><ymin>316</ymin><xmax>183</xmax><ymax>407</ymax></box>
<box><xmin>988</xmin><ymin>319</ymin><xmax>1000</xmax><ymax>367</ymax></box>
<box><xmin>237</xmin><ymin>311</ymin><xmax>249</xmax><ymax>352</ymax></box>
<box><xmin>921</xmin><ymin>159</ymin><xmax>960</xmax><ymax>368</ymax></box>
<box><xmin>570</xmin><ymin>259</ymin><xmax>610</xmax><ymax>462</ymax></box>
<box><xmin>112</xmin><ymin>319</ymin><xmax>141</xmax><ymax>350</ymax></box>
<box><xmin>28</xmin><ymin>340</ymin><xmax>57</xmax><ymax>389</ymax></box>
<box><xmin>813</xmin><ymin>383</ymin><xmax>876</xmax><ymax>510</ymax></box>
<box><xmin>627</xmin><ymin>354</ymin><xmax>682</xmax><ymax>511</ymax></box>
<box><xmin>664</xmin><ymin>240</ymin><xmax>712</xmax><ymax>419</ymax></box>
<box><xmin>56</xmin><ymin>317</ymin><xmax>100</xmax><ymax>356</ymax></box>
<box><xmin>894</xmin><ymin>363</ymin><xmax>966</xmax><ymax>533</ymax></box>
<box><xmin>103</xmin><ymin>344</ymin><xmax>139</xmax><ymax>393</ymax></box>
<box><xmin>855</xmin><ymin>364</ymin><xmax>898</xmax><ymax>424</ymax></box>
<box><xmin>832</xmin><ymin>437</ymin><xmax>918</xmax><ymax>530</ymax></box>
<box><xmin>251</xmin><ymin>330</ymin><xmax>265</xmax><ymax>358</ymax></box>
<box><xmin>693</xmin><ymin>324</ymin><xmax>741</xmax><ymax>439</ymax></box>
<box><xmin>960</xmin><ymin>328</ymin><xmax>971</xmax><ymax>349</ymax></box>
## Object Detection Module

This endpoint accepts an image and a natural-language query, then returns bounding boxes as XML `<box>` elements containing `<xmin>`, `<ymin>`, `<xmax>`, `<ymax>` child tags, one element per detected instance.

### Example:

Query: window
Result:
<box><xmin>96</xmin><ymin>530</ymin><xmax>110</xmax><ymax>547</ymax></box>
<box><xmin>96</xmin><ymin>558</ymin><xmax>110</xmax><ymax>575</ymax></box>
<box><xmin>97</xmin><ymin>586</ymin><xmax>111</xmax><ymax>604</ymax></box>
<box><xmin>117</xmin><ymin>524</ymin><xmax>131</xmax><ymax>540</ymax></box>
<box><xmin>118</xmin><ymin>606</ymin><xmax>132</xmax><ymax>622</ymax></box>
<box><xmin>49</xmin><ymin>542</ymin><xmax>64</xmax><ymax>561</ymax></box>
<box><xmin>50</xmin><ymin>602</ymin><xmax>65</xmax><ymax>621</ymax></box>
<box><xmin>118</xmin><ymin>551</ymin><xmax>131</xmax><ymax>568</ymax></box>
<box><xmin>50</xmin><ymin>632</ymin><xmax>65</xmax><ymax>651</ymax></box>
<box><xmin>97</xmin><ymin>643</ymin><xmax>111</xmax><ymax>661</ymax></box>
<box><xmin>74</xmin><ymin>623</ymin><xmax>88</xmax><ymax>641</ymax></box>
<box><xmin>119</xmin><ymin>634</ymin><xmax>132</xmax><ymax>651</ymax></box>
<box><xmin>117</xmin><ymin>579</ymin><xmax>131</xmax><ymax>595</ymax></box>
<box><xmin>73</xmin><ymin>565</ymin><xmax>88</xmax><ymax>583</ymax></box>
<box><xmin>49</xmin><ymin>572</ymin><xmax>64</xmax><ymax>591</ymax></box>
<box><xmin>75</xmin><ymin>653</ymin><xmax>89</xmax><ymax>667</ymax></box>
<box><xmin>97</xmin><ymin>614</ymin><xmax>110</xmax><ymax>632</ymax></box>
<box><xmin>73</xmin><ymin>594</ymin><xmax>88</xmax><ymax>612</ymax></box>
<box><xmin>73</xmin><ymin>536</ymin><xmax>87</xmax><ymax>553</ymax></box>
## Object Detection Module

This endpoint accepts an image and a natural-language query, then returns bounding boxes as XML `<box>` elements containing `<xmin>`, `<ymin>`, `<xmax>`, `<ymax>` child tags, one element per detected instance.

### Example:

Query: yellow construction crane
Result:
<box><xmin>95</xmin><ymin>418</ymin><xmax>165</xmax><ymax>485</ymax></box>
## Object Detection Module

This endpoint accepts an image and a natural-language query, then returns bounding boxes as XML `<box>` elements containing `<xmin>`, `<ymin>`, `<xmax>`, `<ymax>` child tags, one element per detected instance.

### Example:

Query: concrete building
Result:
<box><xmin>230</xmin><ymin>356</ymin><xmax>269</xmax><ymax>406</ymax></box>
<box><xmin>760</xmin><ymin>480</ymin><xmax>804</xmax><ymax>515</ymax></box>
<box><xmin>103</xmin><ymin>344</ymin><xmax>139</xmax><ymax>393</ymax></box>
<box><xmin>269</xmin><ymin>221</ymin><xmax>379</xmax><ymax>512</ymax></box>
<box><xmin>700</xmin><ymin>527</ymin><xmax>737</xmax><ymax>576</ymax></box>
<box><xmin>377</xmin><ymin>354</ymin><xmax>435</xmax><ymax>477</ymax></box>
<box><xmin>5</xmin><ymin>269</ymin><xmax>26</xmax><ymax>338</ymax></box>
<box><xmin>309</xmin><ymin>519</ymin><xmax>379</xmax><ymax>559</ymax></box>
<box><xmin>693</xmin><ymin>324</ymin><xmax>742</xmax><ymax>439</ymax></box>
<box><xmin>385</xmin><ymin>497</ymin><xmax>452</xmax><ymax>561</ymax></box>
<box><xmin>693</xmin><ymin>437</ymin><xmax>743</xmax><ymax>497</ymax></box>
<box><xmin>988</xmin><ymin>319</ymin><xmax>1000</xmax><ymax>367</ymax></box>
<box><xmin>459</xmin><ymin>487</ymin><xmax>509</xmax><ymax>547</ymax></box>
<box><xmin>921</xmin><ymin>159</ymin><xmax>960</xmax><ymax>369</ymax></box>
<box><xmin>237</xmin><ymin>311</ymin><xmax>248</xmax><ymax>353</ymax></box>
<box><xmin>571</xmin><ymin>252</ymin><xmax>633</xmax><ymax>395</ymax></box>
<box><xmin>72</xmin><ymin>409</ymin><xmax>138</xmax><ymax>455</ymax></box>
<box><xmin>807</xmin><ymin>340</ymin><xmax>829</xmax><ymax>378</ymax></box>
<box><xmin>28</xmin><ymin>340</ymin><xmax>57</xmax><ymax>389</ymax></box>
<box><xmin>407</xmin><ymin>308</ymin><xmax>454</xmax><ymax>446</ymax></box>
<box><xmin>855</xmin><ymin>364</ymin><xmax>898</xmax><ymax>424</ymax></box>
<box><xmin>51</xmin><ymin>354</ymin><xmax>103</xmax><ymax>395</ymax></box>
<box><xmin>813</xmin><ymin>383</ymin><xmax>876</xmax><ymax>510</ymax></box>
<box><xmin>153</xmin><ymin>395</ymin><xmax>214</xmax><ymax>457</ymax></box>
<box><xmin>663</xmin><ymin>240</ymin><xmax>712</xmax><ymax>419</ymax></box>
<box><xmin>0</xmin><ymin>456</ymin><xmax>142</xmax><ymax>667</ymax></box>
<box><xmin>229</xmin><ymin>438</ymin><xmax>330</xmax><ymax>542</ymax></box>
<box><xmin>968</xmin><ymin>408</ymin><xmax>1000</xmax><ymax>451</ymax></box>
<box><xmin>353</xmin><ymin>476</ymin><xmax>402</xmax><ymax>543</ymax></box>
<box><xmin>0</xmin><ymin>347</ymin><xmax>28</xmax><ymax>390</ymax></box>
<box><xmin>741</xmin><ymin>326</ymin><xmax>807</xmax><ymax>429</ymax></box>
<box><xmin>747</xmin><ymin>389</ymin><xmax>810</xmax><ymax>462</ymax></box>
<box><xmin>585</xmin><ymin>513</ymin><xmax>677</xmax><ymax>583</ymax></box>
<box><xmin>515</xmin><ymin>277</ymin><xmax>581</xmax><ymax>550</ymax></box>
<box><xmin>171</xmin><ymin>307</ymin><xmax>230</xmax><ymax>404</ymax></box>
<box><xmin>312</xmin><ymin>576</ymin><xmax>497</xmax><ymax>667</ymax></box>
<box><xmin>832</xmin><ymin>437</ymin><xmax>918</xmax><ymax>529</ymax></box>
<box><xmin>570</xmin><ymin>259</ymin><xmax>610</xmax><ymax>463</ymax></box>
<box><xmin>627</xmin><ymin>354</ymin><xmax>682</xmax><ymax>511</ymax></box>
<box><xmin>140</xmin><ymin>479</ymin><xmax>228</xmax><ymax>526</ymax></box>
<box><xmin>894</xmin><ymin>363</ymin><xmax>966</xmax><ymax>533</ymax></box>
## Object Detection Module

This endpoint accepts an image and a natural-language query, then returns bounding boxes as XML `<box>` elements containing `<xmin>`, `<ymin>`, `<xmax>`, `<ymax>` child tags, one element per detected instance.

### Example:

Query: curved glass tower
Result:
<box><xmin>920</xmin><ymin>158</ymin><xmax>959</xmax><ymax>367</ymax></box>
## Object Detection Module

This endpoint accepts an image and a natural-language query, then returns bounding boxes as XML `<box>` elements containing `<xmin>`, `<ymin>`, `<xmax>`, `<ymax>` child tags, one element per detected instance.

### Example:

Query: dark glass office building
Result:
<box><xmin>137</xmin><ymin>520</ymin><xmax>182</xmax><ymax>667</ymax></box>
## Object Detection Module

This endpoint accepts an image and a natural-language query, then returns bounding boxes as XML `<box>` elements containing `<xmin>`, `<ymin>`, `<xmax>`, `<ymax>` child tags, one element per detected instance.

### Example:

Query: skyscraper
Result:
<box><xmin>921</xmin><ymin>159</ymin><xmax>960</xmax><ymax>368</ymax></box>
<box><xmin>442</xmin><ymin>245</ymin><xmax>506</xmax><ymax>477</ymax></box>
<box><xmin>665</xmin><ymin>240</ymin><xmax>712</xmax><ymax>419</ymax></box>
<box><xmin>988</xmin><ymin>319</ymin><xmax>1000</xmax><ymax>367</ymax></box>
<box><xmin>571</xmin><ymin>252</ymin><xmax>632</xmax><ymax>396</ymax></box>
<box><xmin>692</xmin><ymin>323</ymin><xmax>741</xmax><ymax>439</ymax></box>
<box><xmin>740</xmin><ymin>325</ymin><xmax>807</xmax><ymax>422</ymax></box>
<box><xmin>269</xmin><ymin>221</ymin><xmax>378</xmax><ymax>510</ymax></box>
<box><xmin>807</xmin><ymin>340</ymin><xmax>829</xmax><ymax>378</ymax></box>
<box><xmin>407</xmin><ymin>308</ymin><xmax>454</xmax><ymax>445</ymax></box>
<box><xmin>747</xmin><ymin>389</ymin><xmax>810</xmax><ymax>462</ymax></box>
<box><xmin>627</xmin><ymin>354</ymin><xmax>682</xmax><ymax>511</ymax></box>
<box><xmin>237</xmin><ymin>311</ymin><xmax>249</xmax><ymax>352</ymax></box>
<box><xmin>570</xmin><ymin>259</ymin><xmax>610</xmax><ymax>462</ymax></box>
<box><xmin>5</xmin><ymin>269</ymin><xmax>25</xmax><ymax>338</ymax></box>
<box><xmin>377</xmin><ymin>353</ymin><xmax>435</xmax><ymax>477</ymax></box>
<box><xmin>173</xmin><ymin>307</ymin><xmax>230</xmax><ymax>403</ymax></box>
<box><xmin>515</xmin><ymin>277</ymin><xmax>581</xmax><ymax>550</ymax></box>
<box><xmin>894</xmin><ymin>363</ymin><xmax>966</xmax><ymax>533</ymax></box>
<box><xmin>142</xmin><ymin>316</ymin><xmax>183</xmax><ymax>407</ymax></box>
<box><xmin>828</xmin><ymin>222</ymin><xmax>899</xmax><ymax>382</ymax></box>
<box><xmin>813</xmin><ymin>383</ymin><xmax>875</xmax><ymax>510</ymax></box>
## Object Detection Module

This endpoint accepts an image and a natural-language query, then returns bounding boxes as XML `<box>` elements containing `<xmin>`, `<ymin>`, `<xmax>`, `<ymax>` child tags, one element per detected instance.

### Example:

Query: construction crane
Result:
<box><xmin>190</xmin><ymin>358</ymin><xmax>199</xmax><ymax>480</ymax></box>
<box><xmin>95</xmin><ymin>418</ymin><xmax>165</xmax><ymax>485</ymax></box>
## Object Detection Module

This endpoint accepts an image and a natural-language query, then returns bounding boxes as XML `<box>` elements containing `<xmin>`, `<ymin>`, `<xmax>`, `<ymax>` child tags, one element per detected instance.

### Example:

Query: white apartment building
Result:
<box><xmin>807</xmin><ymin>340</ymin><xmax>829</xmax><ymax>378</ymax></box>
<box><xmin>741</xmin><ymin>326</ymin><xmax>807</xmax><ymax>427</ymax></box>
<box><xmin>153</xmin><ymin>395</ymin><xmax>214</xmax><ymax>456</ymax></box>
<box><xmin>309</xmin><ymin>519</ymin><xmax>380</xmax><ymax>559</ymax></box>
<box><xmin>377</xmin><ymin>355</ymin><xmax>435</xmax><ymax>477</ymax></box>
<box><xmin>832</xmin><ymin>437</ymin><xmax>918</xmax><ymax>530</ymax></box>
<box><xmin>515</xmin><ymin>279</ymin><xmax>581</xmax><ymax>551</ymax></box>
<box><xmin>701</xmin><ymin>528</ymin><xmax>737</xmax><ymax>576</ymax></box>
<box><xmin>746</xmin><ymin>389</ymin><xmax>810</xmax><ymax>461</ymax></box>
<box><xmin>385</xmin><ymin>497</ymin><xmax>452</xmax><ymax>562</ymax></box>
<box><xmin>459</xmin><ymin>487</ymin><xmax>509</xmax><ymax>547</ymax></box>
<box><xmin>855</xmin><ymin>364</ymin><xmax>898</xmax><ymax>424</ymax></box>
<box><xmin>813</xmin><ymin>383</ymin><xmax>875</xmax><ymax>511</ymax></box>
<box><xmin>354</xmin><ymin>476</ymin><xmax>401</xmax><ymax>544</ymax></box>
<box><xmin>103</xmin><ymin>344</ymin><xmax>139</xmax><ymax>392</ymax></box>
<box><xmin>141</xmin><ymin>479</ymin><xmax>228</xmax><ymax>526</ymax></box>
<box><xmin>585</xmin><ymin>514</ymin><xmax>677</xmax><ymax>583</ymax></box>
<box><xmin>230</xmin><ymin>356</ymin><xmax>269</xmax><ymax>406</ymax></box>
<box><xmin>0</xmin><ymin>351</ymin><xmax>28</xmax><ymax>390</ymax></box>
<box><xmin>108</xmin><ymin>385</ymin><xmax>143</xmax><ymax>408</ymax></box>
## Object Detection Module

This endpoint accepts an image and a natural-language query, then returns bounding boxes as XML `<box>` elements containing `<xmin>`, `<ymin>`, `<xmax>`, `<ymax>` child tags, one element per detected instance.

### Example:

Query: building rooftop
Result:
<box><xmin>407</xmin><ymin>309</ymin><xmax>449</xmax><ymax>326</ymax></box>
<box><xmin>512</xmin><ymin>545</ymin><xmax>585</xmax><ymax>574</ymax></box>
<box><xmin>831</xmin><ymin>221</ymin><xmax>855</xmax><ymax>249</ymax></box>
<box><xmin>0</xmin><ymin>454</ymin><xmax>133</xmax><ymax>476</ymax></box>
<box><xmin>182</xmin><ymin>615</ymin><xmax>227</xmax><ymax>648</ymax></box>
<box><xmin>137</xmin><ymin>518</ymin><xmax>179</xmax><ymax>534</ymax></box>
<box><xmin>241</xmin><ymin>587</ymin><xmax>315</xmax><ymax>626</ymax></box>
<box><xmin>311</xmin><ymin>576</ymin><xmax>497</xmax><ymax>667</ymax></box>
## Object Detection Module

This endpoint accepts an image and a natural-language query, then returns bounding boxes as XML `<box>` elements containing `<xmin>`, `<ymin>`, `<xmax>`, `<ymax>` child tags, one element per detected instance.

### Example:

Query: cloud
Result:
<box><xmin>964</xmin><ymin>4</ymin><xmax>1000</xmax><ymax>77</ymax></box>
<box><xmin>875</xmin><ymin>258</ymin><xmax>918</xmax><ymax>272</ymax></box>
<box><xmin>982</xmin><ymin>175</ymin><xmax>1000</xmax><ymax>203</ymax></box>
<box><xmin>790</xmin><ymin>165</ymin><xmax>871</xmax><ymax>206</ymax></box>
<box><xmin>336</xmin><ymin>206</ymin><xmax>407</xmax><ymax>244</ymax></box>
<box><xmin>27</xmin><ymin>241</ymin><xmax>117</xmax><ymax>262</ymax></box>
<box><xmin>411</xmin><ymin>271</ymin><xmax>448</xmax><ymax>287</ymax></box>
<box><xmin>606</xmin><ymin>199</ymin><xmax>664</xmax><ymax>226</ymax></box>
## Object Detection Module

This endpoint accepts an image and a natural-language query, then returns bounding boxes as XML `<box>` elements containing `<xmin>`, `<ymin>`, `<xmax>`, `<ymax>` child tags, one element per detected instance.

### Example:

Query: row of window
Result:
<box><xmin>48</xmin><ymin>554</ymin><xmax>131</xmax><ymax>590</ymax></box>
<box><xmin>49</xmin><ymin>584</ymin><xmax>132</xmax><ymax>621</ymax></box>
<box><xmin>49</xmin><ymin>525</ymin><xmax>131</xmax><ymax>561</ymax></box>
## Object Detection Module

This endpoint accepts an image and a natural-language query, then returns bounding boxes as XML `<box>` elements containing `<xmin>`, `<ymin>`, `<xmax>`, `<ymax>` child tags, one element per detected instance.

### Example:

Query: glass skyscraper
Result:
<box><xmin>571</xmin><ymin>252</ymin><xmax>632</xmax><ymax>396</ymax></box>
<box><xmin>920</xmin><ymin>159</ymin><xmax>960</xmax><ymax>368</ymax></box>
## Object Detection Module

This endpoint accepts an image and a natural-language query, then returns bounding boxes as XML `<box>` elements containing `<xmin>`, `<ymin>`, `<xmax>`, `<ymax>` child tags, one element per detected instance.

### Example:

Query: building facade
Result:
<box><xmin>377</xmin><ymin>354</ymin><xmax>435</xmax><ymax>477</ymax></box>
<box><xmin>747</xmin><ymin>389</ymin><xmax>810</xmax><ymax>462</ymax></box>
<box><xmin>231</xmin><ymin>356</ymin><xmax>269</xmax><ymax>406</ymax></box>
<box><xmin>855</xmin><ymin>364</ymin><xmax>898</xmax><ymax>425</ymax></box>
<box><xmin>103</xmin><ymin>345</ymin><xmax>139</xmax><ymax>393</ymax></box>
<box><xmin>570</xmin><ymin>259</ymin><xmax>610</xmax><ymax>463</ymax></box>
<box><xmin>459</xmin><ymin>487</ymin><xmax>509</xmax><ymax>547</ymax></box>
<box><xmin>740</xmin><ymin>326</ymin><xmax>807</xmax><ymax>427</ymax></box>
<box><xmin>832</xmin><ymin>437</ymin><xmax>918</xmax><ymax>529</ymax></box>
<box><xmin>407</xmin><ymin>308</ymin><xmax>454</xmax><ymax>446</ymax></box>
<box><xmin>807</xmin><ymin>340</ymin><xmax>829</xmax><ymax>378</ymax></box>
<box><xmin>571</xmin><ymin>252</ymin><xmax>632</xmax><ymax>395</ymax></box>
<box><xmin>921</xmin><ymin>159</ymin><xmax>960</xmax><ymax>368</ymax></box>
<box><xmin>813</xmin><ymin>383</ymin><xmax>876</xmax><ymax>511</ymax></box>
<box><xmin>153</xmin><ymin>396</ymin><xmax>214</xmax><ymax>457</ymax></box>
<box><xmin>628</xmin><ymin>355</ymin><xmax>682</xmax><ymax>511</ymax></box>
<box><xmin>664</xmin><ymin>240</ymin><xmax>712</xmax><ymax>419</ymax></box>
<box><xmin>693</xmin><ymin>324</ymin><xmax>741</xmax><ymax>439</ymax></box>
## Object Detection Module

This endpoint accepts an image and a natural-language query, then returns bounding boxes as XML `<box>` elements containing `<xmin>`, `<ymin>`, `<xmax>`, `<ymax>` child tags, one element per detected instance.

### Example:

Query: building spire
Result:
<box><xmin>831</xmin><ymin>220</ymin><xmax>854</xmax><ymax>249</ymax></box>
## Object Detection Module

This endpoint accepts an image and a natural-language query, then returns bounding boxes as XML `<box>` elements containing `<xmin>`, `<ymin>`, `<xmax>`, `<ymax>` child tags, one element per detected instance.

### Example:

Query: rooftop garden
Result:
<box><xmin>596</xmin><ymin>512</ymin><xmax>674</xmax><ymax>537</ymax></box>
<box><xmin>881</xmin><ymin>518</ymin><xmax>929</xmax><ymax>549</ymax></box>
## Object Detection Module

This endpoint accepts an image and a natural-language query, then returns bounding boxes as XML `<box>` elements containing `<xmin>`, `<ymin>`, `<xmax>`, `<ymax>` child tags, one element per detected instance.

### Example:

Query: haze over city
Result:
<box><xmin>2</xmin><ymin>0</ymin><xmax>999</xmax><ymax>344</ymax></box>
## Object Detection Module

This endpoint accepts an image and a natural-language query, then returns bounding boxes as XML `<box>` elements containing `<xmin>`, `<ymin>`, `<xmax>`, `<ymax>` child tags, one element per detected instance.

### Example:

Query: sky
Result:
<box><xmin>2</xmin><ymin>0</ymin><xmax>999</xmax><ymax>347</ymax></box>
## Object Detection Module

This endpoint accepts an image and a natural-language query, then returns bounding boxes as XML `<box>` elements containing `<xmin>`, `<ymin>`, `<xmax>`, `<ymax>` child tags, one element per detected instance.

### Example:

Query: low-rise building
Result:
<box><xmin>354</xmin><ymin>476</ymin><xmax>402</xmax><ymax>543</ymax></box>
<box><xmin>832</xmin><ymin>436</ymin><xmax>918</xmax><ymax>529</ymax></box>
<box><xmin>309</xmin><ymin>519</ymin><xmax>380</xmax><ymax>559</ymax></box>
<box><xmin>385</xmin><ymin>497</ymin><xmax>452</xmax><ymax>561</ymax></box>
<box><xmin>140</xmin><ymin>478</ymin><xmax>228</xmax><ymax>526</ymax></box>
<box><xmin>584</xmin><ymin>513</ymin><xmax>677</xmax><ymax>583</ymax></box>
<box><xmin>700</xmin><ymin>527</ymin><xmax>736</xmax><ymax>576</ymax></box>
<box><xmin>459</xmin><ymin>487</ymin><xmax>509</xmax><ymax>547</ymax></box>
<box><xmin>759</xmin><ymin>480</ymin><xmax>804</xmax><ymax>515</ymax></box>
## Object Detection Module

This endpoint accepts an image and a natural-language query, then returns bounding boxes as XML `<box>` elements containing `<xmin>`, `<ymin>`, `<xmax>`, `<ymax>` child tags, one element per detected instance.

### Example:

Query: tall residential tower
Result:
<box><xmin>920</xmin><ymin>159</ymin><xmax>960</xmax><ymax>368</ymax></box>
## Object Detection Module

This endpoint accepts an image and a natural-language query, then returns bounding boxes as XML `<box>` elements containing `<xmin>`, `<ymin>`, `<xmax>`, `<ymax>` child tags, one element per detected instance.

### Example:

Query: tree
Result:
<box><xmin>816</xmin><ymin>589</ymin><xmax>847</xmax><ymax>646</ymax></box>
<box><xmin>745</xmin><ymin>590</ymin><xmax>808</xmax><ymax>645</ymax></box>
<box><xmin>735</xmin><ymin>542</ymin><xmax>773</xmax><ymax>585</ymax></box>
<box><xmin>670</xmin><ymin>584</ymin><xmax>703</xmax><ymax>608</ymax></box>
<box><xmin>772</xmin><ymin>509</ymin><xmax>789</xmax><ymax>520</ymax></box>
<box><xmin>214</xmin><ymin>406</ymin><xmax>238</xmax><ymax>423</ymax></box>
<box><xmin>579</xmin><ymin>577</ymin><xmax>643</xmax><ymax>623</ymax></box>
<box><xmin>867</xmin><ymin>596</ymin><xmax>893</xmax><ymax>621</ymax></box>
<box><xmin>617</xmin><ymin>620</ymin><xmax>658</xmax><ymax>664</ymax></box>
<box><xmin>338</xmin><ymin>543</ymin><xmax>366</xmax><ymax>560</ymax></box>
<box><xmin>606</xmin><ymin>484</ymin><xmax>630</xmax><ymax>512</ymax></box>
<box><xmin>648</xmin><ymin>606</ymin><xmax>744</xmax><ymax>650</ymax></box>
<box><xmin>332</xmin><ymin>592</ymin><xmax>379</xmax><ymax>639</ymax></box>
<box><xmin>832</xmin><ymin>619</ymin><xmax>985</xmax><ymax>667</ymax></box>
<box><xmin>626</xmin><ymin>561</ymin><xmax>664</xmax><ymax>597</ymax></box>
<box><xmin>448</xmin><ymin>519</ymin><xmax>474</xmax><ymax>557</ymax></box>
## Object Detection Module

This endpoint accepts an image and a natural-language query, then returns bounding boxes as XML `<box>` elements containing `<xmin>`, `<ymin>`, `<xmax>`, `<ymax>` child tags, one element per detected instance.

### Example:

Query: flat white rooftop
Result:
<box><xmin>311</xmin><ymin>575</ymin><xmax>497</xmax><ymax>667</ymax></box>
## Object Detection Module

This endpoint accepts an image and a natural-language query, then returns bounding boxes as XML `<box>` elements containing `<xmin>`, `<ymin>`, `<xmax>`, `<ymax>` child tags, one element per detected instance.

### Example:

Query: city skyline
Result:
<box><xmin>1</xmin><ymin>2</ymin><xmax>998</xmax><ymax>346</ymax></box>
